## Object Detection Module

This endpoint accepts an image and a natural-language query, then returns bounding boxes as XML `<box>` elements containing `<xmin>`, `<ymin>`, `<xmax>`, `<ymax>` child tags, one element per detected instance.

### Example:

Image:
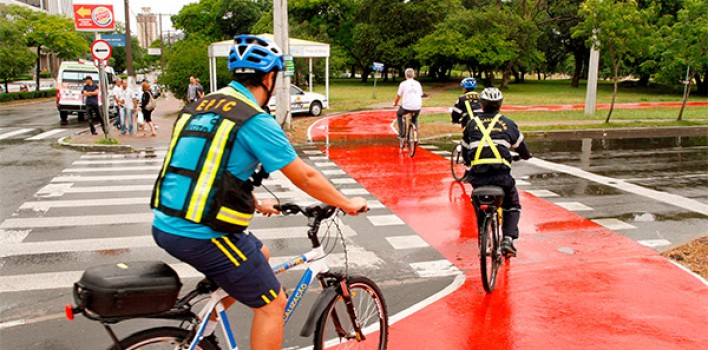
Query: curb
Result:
<box><xmin>57</xmin><ymin>135</ymin><xmax>135</xmax><ymax>153</ymax></box>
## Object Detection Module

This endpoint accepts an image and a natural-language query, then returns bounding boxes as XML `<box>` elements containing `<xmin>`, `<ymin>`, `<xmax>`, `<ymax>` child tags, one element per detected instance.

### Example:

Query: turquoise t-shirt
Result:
<box><xmin>153</xmin><ymin>81</ymin><xmax>298</xmax><ymax>239</ymax></box>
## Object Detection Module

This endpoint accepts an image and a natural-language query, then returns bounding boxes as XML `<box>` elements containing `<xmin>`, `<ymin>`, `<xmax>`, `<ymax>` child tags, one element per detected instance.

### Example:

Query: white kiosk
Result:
<box><xmin>207</xmin><ymin>34</ymin><xmax>331</xmax><ymax>102</ymax></box>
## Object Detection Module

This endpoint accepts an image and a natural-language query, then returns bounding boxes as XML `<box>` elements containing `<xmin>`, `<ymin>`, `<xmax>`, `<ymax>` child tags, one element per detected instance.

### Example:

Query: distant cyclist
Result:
<box><xmin>450</xmin><ymin>77</ymin><xmax>482</xmax><ymax>127</ymax></box>
<box><xmin>462</xmin><ymin>87</ymin><xmax>532</xmax><ymax>257</ymax></box>
<box><xmin>393</xmin><ymin>68</ymin><xmax>423</xmax><ymax>144</ymax></box>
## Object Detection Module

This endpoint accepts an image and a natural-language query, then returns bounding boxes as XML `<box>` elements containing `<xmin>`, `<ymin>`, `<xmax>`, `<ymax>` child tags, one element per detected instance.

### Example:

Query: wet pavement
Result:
<box><xmin>310</xmin><ymin>111</ymin><xmax>708</xmax><ymax>349</ymax></box>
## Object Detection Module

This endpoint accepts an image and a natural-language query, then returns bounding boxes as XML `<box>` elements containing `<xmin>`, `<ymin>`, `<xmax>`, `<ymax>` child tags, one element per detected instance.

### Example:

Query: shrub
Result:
<box><xmin>0</xmin><ymin>89</ymin><xmax>57</xmax><ymax>102</ymax></box>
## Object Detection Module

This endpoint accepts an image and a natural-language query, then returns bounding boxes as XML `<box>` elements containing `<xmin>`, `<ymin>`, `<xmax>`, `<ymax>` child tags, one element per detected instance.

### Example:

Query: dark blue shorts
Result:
<box><xmin>153</xmin><ymin>226</ymin><xmax>281</xmax><ymax>308</ymax></box>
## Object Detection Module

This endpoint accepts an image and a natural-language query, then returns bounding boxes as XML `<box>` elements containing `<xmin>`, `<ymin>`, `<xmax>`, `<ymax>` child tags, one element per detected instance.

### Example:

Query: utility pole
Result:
<box><xmin>273</xmin><ymin>0</ymin><xmax>291</xmax><ymax>130</ymax></box>
<box><xmin>158</xmin><ymin>14</ymin><xmax>164</xmax><ymax>72</ymax></box>
<box><xmin>584</xmin><ymin>30</ymin><xmax>600</xmax><ymax>116</ymax></box>
<box><xmin>124</xmin><ymin>0</ymin><xmax>135</xmax><ymax>77</ymax></box>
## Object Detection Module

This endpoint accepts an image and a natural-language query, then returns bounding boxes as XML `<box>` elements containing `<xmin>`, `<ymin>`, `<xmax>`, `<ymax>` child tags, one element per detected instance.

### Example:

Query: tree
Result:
<box><xmin>0</xmin><ymin>7</ymin><xmax>34</xmax><ymax>92</ymax></box>
<box><xmin>574</xmin><ymin>0</ymin><xmax>655</xmax><ymax>123</ymax></box>
<box><xmin>2</xmin><ymin>4</ymin><xmax>87</xmax><ymax>90</ymax></box>
<box><xmin>171</xmin><ymin>0</ymin><xmax>266</xmax><ymax>41</ymax></box>
<box><xmin>160</xmin><ymin>35</ymin><xmax>218</xmax><ymax>100</ymax></box>
<box><xmin>657</xmin><ymin>0</ymin><xmax>708</xmax><ymax>119</ymax></box>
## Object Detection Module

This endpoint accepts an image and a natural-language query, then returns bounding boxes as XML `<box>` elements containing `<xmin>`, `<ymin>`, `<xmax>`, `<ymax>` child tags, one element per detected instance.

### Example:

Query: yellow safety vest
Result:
<box><xmin>151</xmin><ymin>87</ymin><xmax>266</xmax><ymax>233</ymax></box>
<box><xmin>464</xmin><ymin>100</ymin><xmax>512</xmax><ymax>168</ymax></box>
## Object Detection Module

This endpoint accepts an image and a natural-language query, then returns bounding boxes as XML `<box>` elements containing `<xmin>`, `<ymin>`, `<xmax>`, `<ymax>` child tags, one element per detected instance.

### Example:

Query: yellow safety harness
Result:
<box><xmin>464</xmin><ymin>100</ymin><xmax>511</xmax><ymax>168</ymax></box>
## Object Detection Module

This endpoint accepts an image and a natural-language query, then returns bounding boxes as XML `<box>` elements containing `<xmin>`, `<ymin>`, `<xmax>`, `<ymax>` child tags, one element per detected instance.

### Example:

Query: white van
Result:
<box><xmin>56</xmin><ymin>60</ymin><xmax>116</xmax><ymax>125</ymax></box>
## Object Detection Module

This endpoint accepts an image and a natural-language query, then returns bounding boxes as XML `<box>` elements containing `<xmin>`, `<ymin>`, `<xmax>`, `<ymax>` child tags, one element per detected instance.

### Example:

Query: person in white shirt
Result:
<box><xmin>393</xmin><ymin>68</ymin><xmax>423</xmax><ymax>143</ymax></box>
<box><xmin>111</xmin><ymin>79</ymin><xmax>123</xmax><ymax>129</ymax></box>
<box><xmin>119</xmin><ymin>81</ymin><xmax>138</xmax><ymax>135</ymax></box>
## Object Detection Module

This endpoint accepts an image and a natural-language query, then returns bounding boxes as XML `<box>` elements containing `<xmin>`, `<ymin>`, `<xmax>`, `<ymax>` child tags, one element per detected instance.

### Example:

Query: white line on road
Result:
<box><xmin>25</xmin><ymin>129</ymin><xmax>67</xmax><ymax>140</ymax></box>
<box><xmin>0</xmin><ymin>213</ymin><xmax>154</xmax><ymax>229</ymax></box>
<box><xmin>63</xmin><ymin>165</ymin><xmax>161</xmax><ymax>172</ymax></box>
<box><xmin>0</xmin><ymin>128</ymin><xmax>34</xmax><ymax>140</ymax></box>
<box><xmin>19</xmin><ymin>197</ymin><xmax>150</xmax><ymax>211</ymax></box>
<box><xmin>73</xmin><ymin>159</ymin><xmax>163</xmax><ymax>165</ymax></box>
<box><xmin>36</xmin><ymin>183</ymin><xmax>153</xmax><ymax>197</ymax></box>
<box><xmin>52</xmin><ymin>174</ymin><xmax>157</xmax><ymax>182</ymax></box>
<box><xmin>527</xmin><ymin>157</ymin><xmax>708</xmax><ymax>216</ymax></box>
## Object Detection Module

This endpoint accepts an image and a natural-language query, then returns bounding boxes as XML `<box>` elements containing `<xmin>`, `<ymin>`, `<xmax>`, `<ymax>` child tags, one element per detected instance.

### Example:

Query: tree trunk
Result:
<box><xmin>4</xmin><ymin>78</ymin><xmax>8</xmax><ymax>94</ymax></box>
<box><xmin>571</xmin><ymin>49</ymin><xmax>584</xmax><ymax>88</ymax></box>
<box><xmin>350</xmin><ymin>65</ymin><xmax>356</xmax><ymax>79</ymax></box>
<box><xmin>637</xmin><ymin>73</ymin><xmax>650</xmax><ymax>87</ymax></box>
<box><xmin>605</xmin><ymin>63</ymin><xmax>619</xmax><ymax>124</ymax></box>
<box><xmin>500</xmin><ymin>64</ymin><xmax>513</xmax><ymax>89</ymax></box>
<box><xmin>35</xmin><ymin>45</ymin><xmax>41</xmax><ymax>91</ymax></box>
<box><xmin>677</xmin><ymin>71</ymin><xmax>693</xmax><ymax>121</ymax></box>
<box><xmin>360</xmin><ymin>66</ymin><xmax>371</xmax><ymax>83</ymax></box>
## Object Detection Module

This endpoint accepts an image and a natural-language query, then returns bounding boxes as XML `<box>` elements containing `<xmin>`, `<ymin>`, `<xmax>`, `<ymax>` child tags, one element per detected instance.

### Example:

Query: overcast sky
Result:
<box><xmin>76</xmin><ymin>0</ymin><xmax>199</xmax><ymax>31</ymax></box>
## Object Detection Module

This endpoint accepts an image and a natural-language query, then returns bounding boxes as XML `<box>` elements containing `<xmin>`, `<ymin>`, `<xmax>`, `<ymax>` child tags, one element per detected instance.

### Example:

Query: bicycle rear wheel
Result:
<box><xmin>313</xmin><ymin>276</ymin><xmax>388</xmax><ymax>350</ymax></box>
<box><xmin>479</xmin><ymin>214</ymin><xmax>500</xmax><ymax>293</ymax></box>
<box><xmin>450</xmin><ymin>144</ymin><xmax>465</xmax><ymax>182</ymax></box>
<box><xmin>407</xmin><ymin>126</ymin><xmax>417</xmax><ymax>158</ymax></box>
<box><xmin>107</xmin><ymin>327</ymin><xmax>218</xmax><ymax>350</ymax></box>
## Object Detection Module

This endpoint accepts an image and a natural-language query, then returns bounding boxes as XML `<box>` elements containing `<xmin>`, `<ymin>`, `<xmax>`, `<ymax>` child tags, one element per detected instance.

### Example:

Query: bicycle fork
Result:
<box><xmin>326</xmin><ymin>275</ymin><xmax>366</xmax><ymax>342</ymax></box>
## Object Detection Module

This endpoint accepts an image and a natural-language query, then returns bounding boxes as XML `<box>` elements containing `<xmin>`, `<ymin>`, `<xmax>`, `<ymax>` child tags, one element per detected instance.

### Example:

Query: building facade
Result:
<box><xmin>137</xmin><ymin>7</ymin><xmax>158</xmax><ymax>49</ymax></box>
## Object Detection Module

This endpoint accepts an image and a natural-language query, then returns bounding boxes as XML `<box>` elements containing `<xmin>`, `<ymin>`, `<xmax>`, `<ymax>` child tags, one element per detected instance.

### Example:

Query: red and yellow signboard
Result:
<box><xmin>73</xmin><ymin>4</ymin><xmax>115</xmax><ymax>31</ymax></box>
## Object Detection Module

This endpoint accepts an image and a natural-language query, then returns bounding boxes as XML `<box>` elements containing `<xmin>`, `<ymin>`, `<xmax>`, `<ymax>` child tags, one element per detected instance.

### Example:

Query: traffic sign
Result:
<box><xmin>101</xmin><ymin>34</ymin><xmax>126</xmax><ymax>47</ymax></box>
<box><xmin>91</xmin><ymin>40</ymin><xmax>112</xmax><ymax>61</ymax></box>
<box><xmin>372</xmin><ymin>62</ymin><xmax>384</xmax><ymax>72</ymax></box>
<box><xmin>73</xmin><ymin>4</ymin><xmax>115</xmax><ymax>31</ymax></box>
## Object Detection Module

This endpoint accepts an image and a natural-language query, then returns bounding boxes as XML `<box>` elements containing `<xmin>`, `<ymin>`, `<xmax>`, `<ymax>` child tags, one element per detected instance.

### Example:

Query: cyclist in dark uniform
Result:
<box><xmin>450</xmin><ymin>77</ymin><xmax>482</xmax><ymax>127</ymax></box>
<box><xmin>151</xmin><ymin>34</ymin><xmax>367</xmax><ymax>350</ymax></box>
<box><xmin>462</xmin><ymin>87</ymin><xmax>532</xmax><ymax>257</ymax></box>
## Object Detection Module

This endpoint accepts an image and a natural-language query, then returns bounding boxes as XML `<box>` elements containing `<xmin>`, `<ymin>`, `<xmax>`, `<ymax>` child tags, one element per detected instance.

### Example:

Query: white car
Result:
<box><xmin>268</xmin><ymin>85</ymin><xmax>328</xmax><ymax>116</ymax></box>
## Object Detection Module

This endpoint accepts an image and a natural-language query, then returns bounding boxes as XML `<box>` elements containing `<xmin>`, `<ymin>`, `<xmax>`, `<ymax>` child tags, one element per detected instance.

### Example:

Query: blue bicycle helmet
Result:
<box><xmin>460</xmin><ymin>77</ymin><xmax>477</xmax><ymax>90</ymax></box>
<box><xmin>228</xmin><ymin>35</ymin><xmax>285</xmax><ymax>73</ymax></box>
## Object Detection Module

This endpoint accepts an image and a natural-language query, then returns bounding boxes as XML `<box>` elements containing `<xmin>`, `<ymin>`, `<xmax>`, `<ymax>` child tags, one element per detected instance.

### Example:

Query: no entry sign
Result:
<box><xmin>73</xmin><ymin>4</ymin><xmax>115</xmax><ymax>31</ymax></box>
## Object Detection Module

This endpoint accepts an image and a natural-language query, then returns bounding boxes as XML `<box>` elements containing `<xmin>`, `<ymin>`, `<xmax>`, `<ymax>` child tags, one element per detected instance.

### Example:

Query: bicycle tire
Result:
<box><xmin>450</xmin><ymin>144</ymin><xmax>465</xmax><ymax>182</ymax></box>
<box><xmin>407</xmin><ymin>126</ymin><xmax>417</xmax><ymax>158</ymax></box>
<box><xmin>479</xmin><ymin>215</ymin><xmax>500</xmax><ymax>293</ymax></box>
<box><xmin>313</xmin><ymin>276</ymin><xmax>389</xmax><ymax>350</ymax></box>
<box><xmin>107</xmin><ymin>327</ymin><xmax>219</xmax><ymax>350</ymax></box>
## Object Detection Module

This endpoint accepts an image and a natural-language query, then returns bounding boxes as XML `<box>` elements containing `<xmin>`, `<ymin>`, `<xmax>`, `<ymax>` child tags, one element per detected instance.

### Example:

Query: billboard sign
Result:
<box><xmin>73</xmin><ymin>4</ymin><xmax>115</xmax><ymax>31</ymax></box>
<box><xmin>102</xmin><ymin>34</ymin><xmax>126</xmax><ymax>47</ymax></box>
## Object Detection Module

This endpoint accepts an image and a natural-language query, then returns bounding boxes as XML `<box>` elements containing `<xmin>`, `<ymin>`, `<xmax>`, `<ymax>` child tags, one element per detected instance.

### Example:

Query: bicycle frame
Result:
<box><xmin>185</xmin><ymin>245</ymin><xmax>332</xmax><ymax>350</ymax></box>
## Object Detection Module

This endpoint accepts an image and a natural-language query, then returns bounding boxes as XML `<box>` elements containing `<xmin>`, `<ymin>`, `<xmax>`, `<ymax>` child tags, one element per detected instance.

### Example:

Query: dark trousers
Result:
<box><xmin>86</xmin><ymin>104</ymin><xmax>105</xmax><ymax>134</ymax></box>
<box><xmin>469</xmin><ymin>172</ymin><xmax>522</xmax><ymax>239</ymax></box>
<box><xmin>396</xmin><ymin>107</ymin><xmax>420</xmax><ymax>139</ymax></box>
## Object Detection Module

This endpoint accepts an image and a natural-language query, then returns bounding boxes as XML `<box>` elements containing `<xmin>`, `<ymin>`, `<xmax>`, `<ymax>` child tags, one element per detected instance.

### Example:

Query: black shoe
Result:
<box><xmin>500</xmin><ymin>236</ymin><xmax>517</xmax><ymax>257</ymax></box>
<box><xmin>60</xmin><ymin>120</ymin><xmax>68</xmax><ymax>126</ymax></box>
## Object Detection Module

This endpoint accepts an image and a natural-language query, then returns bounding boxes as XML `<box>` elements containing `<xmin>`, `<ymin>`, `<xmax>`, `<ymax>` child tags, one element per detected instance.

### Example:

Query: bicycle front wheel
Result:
<box><xmin>479</xmin><ymin>215</ymin><xmax>500</xmax><ymax>293</ymax></box>
<box><xmin>407</xmin><ymin>126</ymin><xmax>417</xmax><ymax>158</ymax></box>
<box><xmin>451</xmin><ymin>144</ymin><xmax>465</xmax><ymax>182</ymax></box>
<box><xmin>313</xmin><ymin>276</ymin><xmax>389</xmax><ymax>350</ymax></box>
<box><xmin>107</xmin><ymin>327</ymin><xmax>218</xmax><ymax>350</ymax></box>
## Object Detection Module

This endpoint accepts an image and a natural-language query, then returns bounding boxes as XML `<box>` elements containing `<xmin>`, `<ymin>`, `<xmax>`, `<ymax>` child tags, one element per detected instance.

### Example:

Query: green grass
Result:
<box><xmin>96</xmin><ymin>137</ymin><xmax>121</xmax><ymax>145</ymax></box>
<box><xmin>308</xmin><ymin>78</ymin><xmax>708</xmax><ymax>113</ymax></box>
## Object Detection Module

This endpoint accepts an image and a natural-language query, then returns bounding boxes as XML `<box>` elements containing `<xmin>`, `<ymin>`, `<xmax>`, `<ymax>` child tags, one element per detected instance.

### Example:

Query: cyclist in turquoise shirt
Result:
<box><xmin>151</xmin><ymin>35</ymin><xmax>367</xmax><ymax>350</ymax></box>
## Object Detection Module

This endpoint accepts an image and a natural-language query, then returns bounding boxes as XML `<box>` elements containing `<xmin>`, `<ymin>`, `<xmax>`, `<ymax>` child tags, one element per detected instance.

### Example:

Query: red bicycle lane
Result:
<box><xmin>312</xmin><ymin>112</ymin><xmax>708</xmax><ymax>349</ymax></box>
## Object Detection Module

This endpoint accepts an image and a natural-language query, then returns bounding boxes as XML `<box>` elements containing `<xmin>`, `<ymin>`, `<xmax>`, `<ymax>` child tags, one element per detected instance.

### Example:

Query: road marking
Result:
<box><xmin>386</xmin><ymin>235</ymin><xmax>430</xmax><ymax>249</ymax></box>
<box><xmin>0</xmin><ymin>213</ymin><xmax>154</xmax><ymax>229</ymax></box>
<box><xmin>80</xmin><ymin>152</ymin><xmax>166</xmax><ymax>159</ymax></box>
<box><xmin>554</xmin><ymin>202</ymin><xmax>594</xmax><ymax>211</ymax></box>
<box><xmin>525</xmin><ymin>189</ymin><xmax>559</xmax><ymax>198</ymax></box>
<box><xmin>0</xmin><ymin>225</ymin><xmax>358</xmax><ymax>258</ymax></box>
<box><xmin>322</xmin><ymin>169</ymin><xmax>346</xmax><ymax>176</ymax></box>
<box><xmin>36</xmin><ymin>183</ymin><xmax>153</xmax><ymax>197</ymax></box>
<box><xmin>420</xmin><ymin>145</ymin><xmax>438</xmax><ymax>149</ymax></box>
<box><xmin>431</xmin><ymin>150</ymin><xmax>451</xmax><ymax>156</ymax></box>
<box><xmin>409</xmin><ymin>260</ymin><xmax>462</xmax><ymax>278</ymax></box>
<box><xmin>73</xmin><ymin>159</ymin><xmax>163</xmax><ymax>165</ymax></box>
<box><xmin>341</xmin><ymin>188</ymin><xmax>370</xmax><ymax>195</ymax></box>
<box><xmin>0</xmin><ymin>128</ymin><xmax>34</xmax><ymax>140</ymax></box>
<box><xmin>331</xmin><ymin>178</ymin><xmax>357</xmax><ymax>185</ymax></box>
<box><xmin>527</xmin><ymin>157</ymin><xmax>708</xmax><ymax>216</ymax></box>
<box><xmin>0</xmin><ymin>229</ymin><xmax>31</xmax><ymax>244</ymax></box>
<box><xmin>303</xmin><ymin>150</ymin><xmax>322</xmax><ymax>155</ymax></box>
<box><xmin>63</xmin><ymin>165</ymin><xmax>162</xmax><ymax>172</ymax></box>
<box><xmin>308</xmin><ymin>156</ymin><xmax>329</xmax><ymax>161</ymax></box>
<box><xmin>19</xmin><ymin>197</ymin><xmax>150</xmax><ymax>211</ymax></box>
<box><xmin>314</xmin><ymin>162</ymin><xmax>337</xmax><ymax>167</ymax></box>
<box><xmin>638</xmin><ymin>239</ymin><xmax>672</xmax><ymax>248</ymax></box>
<box><xmin>368</xmin><ymin>214</ymin><xmax>405</xmax><ymax>226</ymax></box>
<box><xmin>367</xmin><ymin>200</ymin><xmax>385</xmax><ymax>209</ymax></box>
<box><xmin>516</xmin><ymin>179</ymin><xmax>531</xmax><ymax>186</ymax></box>
<box><xmin>25</xmin><ymin>129</ymin><xmax>67</xmax><ymax>140</ymax></box>
<box><xmin>52</xmin><ymin>174</ymin><xmax>157</xmax><ymax>182</ymax></box>
<box><xmin>592</xmin><ymin>218</ymin><xmax>637</xmax><ymax>230</ymax></box>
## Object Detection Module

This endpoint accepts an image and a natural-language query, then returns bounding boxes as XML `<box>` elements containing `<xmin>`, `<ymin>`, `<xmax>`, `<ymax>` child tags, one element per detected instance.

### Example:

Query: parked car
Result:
<box><xmin>268</xmin><ymin>85</ymin><xmax>328</xmax><ymax>117</ymax></box>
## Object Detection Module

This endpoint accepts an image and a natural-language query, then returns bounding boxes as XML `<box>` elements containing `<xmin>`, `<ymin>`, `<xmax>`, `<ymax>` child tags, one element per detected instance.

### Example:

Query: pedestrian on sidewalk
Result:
<box><xmin>462</xmin><ymin>87</ymin><xmax>532</xmax><ymax>257</ymax></box>
<box><xmin>186</xmin><ymin>75</ymin><xmax>204</xmax><ymax>104</ymax></box>
<box><xmin>81</xmin><ymin>76</ymin><xmax>105</xmax><ymax>135</ymax></box>
<box><xmin>151</xmin><ymin>34</ymin><xmax>367</xmax><ymax>350</ymax></box>
<box><xmin>139</xmin><ymin>81</ymin><xmax>157</xmax><ymax>137</ymax></box>
<box><xmin>111</xmin><ymin>78</ymin><xmax>123</xmax><ymax>130</ymax></box>
<box><xmin>119</xmin><ymin>80</ymin><xmax>137</xmax><ymax>135</ymax></box>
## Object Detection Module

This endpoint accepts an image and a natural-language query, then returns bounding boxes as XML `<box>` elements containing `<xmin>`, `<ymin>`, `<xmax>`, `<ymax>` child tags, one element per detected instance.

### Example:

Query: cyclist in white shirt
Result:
<box><xmin>393</xmin><ymin>68</ymin><xmax>423</xmax><ymax>143</ymax></box>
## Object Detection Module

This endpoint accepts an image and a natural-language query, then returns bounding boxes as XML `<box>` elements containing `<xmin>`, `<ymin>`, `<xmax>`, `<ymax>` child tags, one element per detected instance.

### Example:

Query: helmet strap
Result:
<box><xmin>259</xmin><ymin>72</ymin><xmax>278</xmax><ymax>109</ymax></box>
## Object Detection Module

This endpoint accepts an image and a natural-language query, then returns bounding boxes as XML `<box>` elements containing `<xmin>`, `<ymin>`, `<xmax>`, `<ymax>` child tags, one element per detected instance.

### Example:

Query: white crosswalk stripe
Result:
<box><xmin>25</xmin><ymin>129</ymin><xmax>68</xmax><ymax>140</ymax></box>
<box><xmin>0</xmin><ymin>128</ymin><xmax>34</xmax><ymax>140</ymax></box>
<box><xmin>0</xmin><ymin>152</ymin><xmax>446</xmax><ymax>297</ymax></box>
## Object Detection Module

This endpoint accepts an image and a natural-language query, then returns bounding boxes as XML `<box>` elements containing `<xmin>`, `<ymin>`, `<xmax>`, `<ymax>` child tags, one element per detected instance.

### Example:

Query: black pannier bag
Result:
<box><xmin>73</xmin><ymin>261</ymin><xmax>182</xmax><ymax>318</ymax></box>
